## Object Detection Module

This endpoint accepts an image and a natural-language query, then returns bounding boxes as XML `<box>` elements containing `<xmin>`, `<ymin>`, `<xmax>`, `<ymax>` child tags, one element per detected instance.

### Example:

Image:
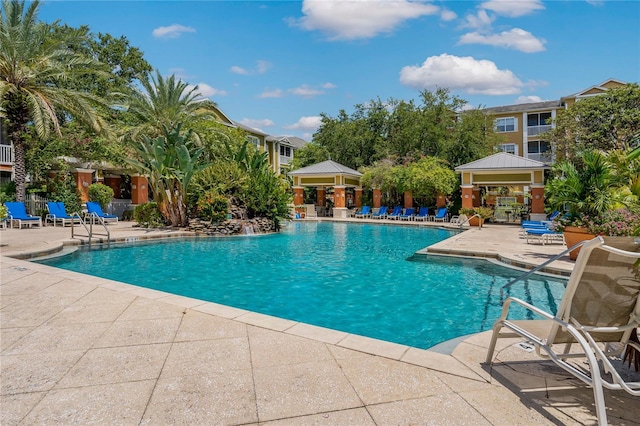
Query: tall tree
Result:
<box><xmin>0</xmin><ymin>0</ymin><xmax>108</xmax><ymax>201</ymax></box>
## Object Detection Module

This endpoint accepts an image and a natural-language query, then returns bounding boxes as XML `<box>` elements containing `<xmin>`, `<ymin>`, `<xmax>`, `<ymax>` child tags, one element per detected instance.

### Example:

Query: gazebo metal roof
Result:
<box><xmin>455</xmin><ymin>152</ymin><xmax>550</xmax><ymax>172</ymax></box>
<box><xmin>288</xmin><ymin>160</ymin><xmax>362</xmax><ymax>177</ymax></box>
<box><xmin>287</xmin><ymin>160</ymin><xmax>362</xmax><ymax>188</ymax></box>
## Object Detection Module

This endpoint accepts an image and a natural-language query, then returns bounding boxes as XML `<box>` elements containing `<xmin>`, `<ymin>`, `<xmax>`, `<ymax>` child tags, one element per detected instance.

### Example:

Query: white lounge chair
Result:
<box><xmin>486</xmin><ymin>236</ymin><xmax>640</xmax><ymax>426</ymax></box>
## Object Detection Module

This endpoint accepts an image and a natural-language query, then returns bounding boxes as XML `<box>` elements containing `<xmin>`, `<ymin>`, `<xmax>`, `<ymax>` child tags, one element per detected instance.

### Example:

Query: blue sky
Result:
<box><xmin>40</xmin><ymin>0</ymin><xmax>640</xmax><ymax>140</ymax></box>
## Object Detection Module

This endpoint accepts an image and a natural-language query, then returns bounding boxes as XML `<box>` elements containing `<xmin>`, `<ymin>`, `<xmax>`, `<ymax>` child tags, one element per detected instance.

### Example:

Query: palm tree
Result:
<box><xmin>0</xmin><ymin>0</ymin><xmax>108</xmax><ymax>201</ymax></box>
<box><xmin>124</xmin><ymin>71</ymin><xmax>220</xmax><ymax>143</ymax></box>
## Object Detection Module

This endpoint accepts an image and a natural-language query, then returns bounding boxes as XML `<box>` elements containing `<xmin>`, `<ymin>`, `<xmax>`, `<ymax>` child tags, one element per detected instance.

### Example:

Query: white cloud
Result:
<box><xmin>239</xmin><ymin>118</ymin><xmax>275</xmax><ymax>130</ymax></box>
<box><xmin>399</xmin><ymin>53</ymin><xmax>524</xmax><ymax>95</ymax></box>
<box><xmin>230</xmin><ymin>66</ymin><xmax>250</xmax><ymax>75</ymax></box>
<box><xmin>290</xmin><ymin>85</ymin><xmax>324</xmax><ymax>97</ymax></box>
<box><xmin>187</xmin><ymin>83</ymin><xmax>227</xmax><ymax>98</ymax></box>
<box><xmin>480</xmin><ymin>0</ymin><xmax>545</xmax><ymax>17</ymax></box>
<box><xmin>284</xmin><ymin>116</ymin><xmax>322</xmax><ymax>130</ymax></box>
<box><xmin>291</xmin><ymin>0</ymin><xmax>440</xmax><ymax>40</ymax></box>
<box><xmin>259</xmin><ymin>88</ymin><xmax>284</xmax><ymax>98</ymax></box>
<box><xmin>440</xmin><ymin>9</ymin><xmax>457</xmax><ymax>21</ymax></box>
<box><xmin>514</xmin><ymin>95</ymin><xmax>544</xmax><ymax>104</ymax></box>
<box><xmin>168</xmin><ymin>68</ymin><xmax>192</xmax><ymax>80</ymax></box>
<box><xmin>152</xmin><ymin>24</ymin><xmax>195</xmax><ymax>39</ymax></box>
<box><xmin>256</xmin><ymin>60</ymin><xmax>272</xmax><ymax>74</ymax></box>
<box><xmin>459</xmin><ymin>28</ymin><xmax>545</xmax><ymax>52</ymax></box>
<box><xmin>322</xmin><ymin>82</ymin><xmax>337</xmax><ymax>89</ymax></box>
<box><xmin>461</xmin><ymin>10</ymin><xmax>495</xmax><ymax>30</ymax></box>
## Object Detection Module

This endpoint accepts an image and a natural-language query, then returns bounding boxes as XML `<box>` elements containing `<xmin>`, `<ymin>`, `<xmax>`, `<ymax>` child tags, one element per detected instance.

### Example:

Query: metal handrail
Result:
<box><xmin>71</xmin><ymin>213</ymin><xmax>111</xmax><ymax>245</ymax></box>
<box><xmin>457</xmin><ymin>213</ymin><xmax>483</xmax><ymax>229</ymax></box>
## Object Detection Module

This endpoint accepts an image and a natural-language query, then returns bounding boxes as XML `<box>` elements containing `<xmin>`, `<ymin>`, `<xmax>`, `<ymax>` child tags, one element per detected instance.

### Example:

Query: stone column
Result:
<box><xmin>332</xmin><ymin>186</ymin><xmax>348</xmax><ymax>218</ymax></box>
<box><xmin>316</xmin><ymin>188</ymin><xmax>326</xmax><ymax>207</ymax></box>
<box><xmin>403</xmin><ymin>191</ymin><xmax>413</xmax><ymax>209</ymax></box>
<box><xmin>436</xmin><ymin>192</ymin><xmax>446</xmax><ymax>208</ymax></box>
<box><xmin>372</xmin><ymin>188</ymin><xmax>382</xmax><ymax>208</ymax></box>
<box><xmin>472</xmin><ymin>188</ymin><xmax>481</xmax><ymax>207</ymax></box>
<box><xmin>530</xmin><ymin>185</ymin><xmax>546</xmax><ymax>220</ymax></box>
<box><xmin>72</xmin><ymin>168</ymin><xmax>94</xmax><ymax>202</ymax></box>
<box><xmin>354</xmin><ymin>187</ymin><xmax>363</xmax><ymax>207</ymax></box>
<box><xmin>131</xmin><ymin>175</ymin><xmax>149</xmax><ymax>205</ymax></box>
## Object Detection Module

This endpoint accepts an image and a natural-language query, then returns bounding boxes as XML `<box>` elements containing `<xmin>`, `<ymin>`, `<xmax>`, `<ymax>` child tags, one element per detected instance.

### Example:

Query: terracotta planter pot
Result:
<box><xmin>563</xmin><ymin>226</ymin><xmax>596</xmax><ymax>260</ymax></box>
<box><xmin>468</xmin><ymin>217</ymin><xmax>485</xmax><ymax>227</ymax></box>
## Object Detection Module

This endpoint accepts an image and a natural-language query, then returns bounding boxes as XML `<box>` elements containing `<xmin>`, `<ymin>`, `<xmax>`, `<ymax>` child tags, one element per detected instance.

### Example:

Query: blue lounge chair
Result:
<box><xmin>386</xmin><ymin>206</ymin><xmax>403</xmax><ymax>220</ymax></box>
<box><xmin>371</xmin><ymin>206</ymin><xmax>388</xmax><ymax>219</ymax></box>
<box><xmin>46</xmin><ymin>202</ymin><xmax>81</xmax><ymax>227</ymax></box>
<box><xmin>430</xmin><ymin>207</ymin><xmax>448</xmax><ymax>222</ymax></box>
<box><xmin>354</xmin><ymin>205</ymin><xmax>371</xmax><ymax>218</ymax></box>
<box><xmin>5</xmin><ymin>201</ymin><xmax>42</xmax><ymax>228</ymax></box>
<box><xmin>414</xmin><ymin>207</ymin><xmax>430</xmax><ymax>221</ymax></box>
<box><xmin>400</xmin><ymin>207</ymin><xmax>415</xmax><ymax>220</ymax></box>
<box><xmin>86</xmin><ymin>201</ymin><xmax>118</xmax><ymax>223</ymax></box>
<box><xmin>525</xmin><ymin>226</ymin><xmax>564</xmax><ymax>245</ymax></box>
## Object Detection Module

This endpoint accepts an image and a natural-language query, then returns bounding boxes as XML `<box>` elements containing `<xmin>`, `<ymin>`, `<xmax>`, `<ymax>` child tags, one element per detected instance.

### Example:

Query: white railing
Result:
<box><xmin>279</xmin><ymin>155</ymin><xmax>291</xmax><ymax>165</ymax></box>
<box><xmin>527</xmin><ymin>125</ymin><xmax>552</xmax><ymax>137</ymax></box>
<box><xmin>0</xmin><ymin>145</ymin><xmax>14</xmax><ymax>165</ymax></box>
<box><xmin>25</xmin><ymin>193</ymin><xmax>49</xmax><ymax>216</ymax></box>
<box><xmin>527</xmin><ymin>152</ymin><xmax>554</xmax><ymax>163</ymax></box>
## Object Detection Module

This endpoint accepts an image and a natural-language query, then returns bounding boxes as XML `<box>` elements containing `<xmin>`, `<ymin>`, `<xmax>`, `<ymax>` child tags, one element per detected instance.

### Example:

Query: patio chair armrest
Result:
<box><xmin>499</xmin><ymin>297</ymin><xmax>556</xmax><ymax>322</ymax></box>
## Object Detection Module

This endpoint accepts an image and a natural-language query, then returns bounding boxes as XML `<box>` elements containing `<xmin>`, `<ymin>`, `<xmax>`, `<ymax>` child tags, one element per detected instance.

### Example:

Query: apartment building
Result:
<box><xmin>485</xmin><ymin>78</ymin><xmax>627</xmax><ymax>164</ymax></box>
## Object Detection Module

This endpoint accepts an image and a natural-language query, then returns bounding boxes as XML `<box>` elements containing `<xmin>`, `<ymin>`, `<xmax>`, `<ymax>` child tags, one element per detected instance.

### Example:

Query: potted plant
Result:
<box><xmin>545</xmin><ymin>150</ymin><xmax>630</xmax><ymax>259</ymax></box>
<box><xmin>459</xmin><ymin>206</ymin><xmax>494</xmax><ymax>227</ymax></box>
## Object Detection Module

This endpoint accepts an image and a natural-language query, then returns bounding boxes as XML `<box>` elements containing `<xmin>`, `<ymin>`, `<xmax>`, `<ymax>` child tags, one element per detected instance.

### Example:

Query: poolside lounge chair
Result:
<box><xmin>5</xmin><ymin>201</ymin><xmax>42</xmax><ymax>229</ymax></box>
<box><xmin>386</xmin><ymin>206</ymin><xmax>403</xmax><ymax>220</ymax></box>
<box><xmin>486</xmin><ymin>236</ymin><xmax>640</xmax><ymax>426</ymax></box>
<box><xmin>430</xmin><ymin>207</ymin><xmax>448</xmax><ymax>222</ymax></box>
<box><xmin>414</xmin><ymin>207</ymin><xmax>430</xmax><ymax>221</ymax></box>
<box><xmin>524</xmin><ymin>227</ymin><xmax>564</xmax><ymax>245</ymax></box>
<box><xmin>354</xmin><ymin>205</ymin><xmax>371</xmax><ymax>218</ymax></box>
<box><xmin>371</xmin><ymin>206</ymin><xmax>388</xmax><ymax>219</ymax></box>
<box><xmin>400</xmin><ymin>207</ymin><xmax>415</xmax><ymax>221</ymax></box>
<box><xmin>86</xmin><ymin>201</ymin><xmax>118</xmax><ymax>224</ymax></box>
<box><xmin>46</xmin><ymin>202</ymin><xmax>81</xmax><ymax>227</ymax></box>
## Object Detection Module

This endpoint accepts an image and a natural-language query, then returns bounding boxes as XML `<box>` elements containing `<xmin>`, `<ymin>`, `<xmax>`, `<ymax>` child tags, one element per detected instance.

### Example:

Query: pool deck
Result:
<box><xmin>1</xmin><ymin>220</ymin><xmax>638</xmax><ymax>425</ymax></box>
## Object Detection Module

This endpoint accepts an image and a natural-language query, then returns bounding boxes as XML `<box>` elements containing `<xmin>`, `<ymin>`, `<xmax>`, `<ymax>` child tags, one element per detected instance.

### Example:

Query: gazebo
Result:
<box><xmin>287</xmin><ymin>160</ymin><xmax>362</xmax><ymax>218</ymax></box>
<box><xmin>455</xmin><ymin>152</ymin><xmax>551</xmax><ymax>221</ymax></box>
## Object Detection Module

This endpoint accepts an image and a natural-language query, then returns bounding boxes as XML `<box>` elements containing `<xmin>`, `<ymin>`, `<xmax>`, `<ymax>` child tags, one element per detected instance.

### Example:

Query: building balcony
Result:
<box><xmin>527</xmin><ymin>125</ymin><xmax>552</xmax><ymax>137</ymax></box>
<box><xmin>0</xmin><ymin>144</ymin><xmax>14</xmax><ymax>166</ymax></box>
<box><xmin>279</xmin><ymin>155</ymin><xmax>291</xmax><ymax>165</ymax></box>
<box><xmin>527</xmin><ymin>152</ymin><xmax>553</xmax><ymax>164</ymax></box>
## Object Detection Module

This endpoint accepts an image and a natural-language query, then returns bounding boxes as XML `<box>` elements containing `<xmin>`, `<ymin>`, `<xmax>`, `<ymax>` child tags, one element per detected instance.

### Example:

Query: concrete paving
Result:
<box><xmin>1</xmin><ymin>220</ymin><xmax>638</xmax><ymax>425</ymax></box>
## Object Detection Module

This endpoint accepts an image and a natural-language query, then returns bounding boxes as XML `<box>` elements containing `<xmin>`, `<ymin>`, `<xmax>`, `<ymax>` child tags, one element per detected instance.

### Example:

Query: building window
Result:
<box><xmin>495</xmin><ymin>117</ymin><xmax>516</xmax><ymax>133</ymax></box>
<box><xmin>498</xmin><ymin>143</ymin><xmax>518</xmax><ymax>155</ymax></box>
<box><xmin>247</xmin><ymin>135</ymin><xmax>260</xmax><ymax>148</ymax></box>
<box><xmin>527</xmin><ymin>112</ymin><xmax>552</xmax><ymax>137</ymax></box>
<box><xmin>280</xmin><ymin>146</ymin><xmax>291</xmax><ymax>157</ymax></box>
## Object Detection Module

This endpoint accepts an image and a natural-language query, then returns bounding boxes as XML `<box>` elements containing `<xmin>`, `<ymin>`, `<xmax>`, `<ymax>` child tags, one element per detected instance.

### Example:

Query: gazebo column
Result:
<box><xmin>316</xmin><ymin>188</ymin><xmax>326</xmax><ymax>207</ymax></box>
<box><xmin>403</xmin><ymin>191</ymin><xmax>413</xmax><ymax>209</ymax></box>
<box><xmin>354</xmin><ymin>187</ymin><xmax>362</xmax><ymax>208</ymax></box>
<box><xmin>131</xmin><ymin>175</ymin><xmax>149</xmax><ymax>205</ymax></box>
<box><xmin>372</xmin><ymin>188</ymin><xmax>382</xmax><ymax>208</ymax></box>
<box><xmin>293</xmin><ymin>186</ymin><xmax>304</xmax><ymax>206</ymax></box>
<box><xmin>472</xmin><ymin>188</ymin><xmax>481</xmax><ymax>207</ymax></box>
<box><xmin>72</xmin><ymin>168</ymin><xmax>94</xmax><ymax>202</ymax></box>
<box><xmin>461</xmin><ymin>185</ymin><xmax>474</xmax><ymax>209</ymax></box>
<box><xmin>436</xmin><ymin>192</ymin><xmax>446</xmax><ymax>208</ymax></box>
<box><xmin>332</xmin><ymin>186</ymin><xmax>348</xmax><ymax>219</ymax></box>
<box><xmin>104</xmin><ymin>175</ymin><xmax>122</xmax><ymax>199</ymax></box>
<box><xmin>530</xmin><ymin>185</ymin><xmax>546</xmax><ymax>221</ymax></box>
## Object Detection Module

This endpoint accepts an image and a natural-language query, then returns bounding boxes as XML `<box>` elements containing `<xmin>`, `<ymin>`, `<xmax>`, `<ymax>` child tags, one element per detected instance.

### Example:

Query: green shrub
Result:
<box><xmin>133</xmin><ymin>202</ymin><xmax>164</xmax><ymax>228</ymax></box>
<box><xmin>122</xmin><ymin>209</ymin><xmax>134</xmax><ymax>221</ymax></box>
<box><xmin>196</xmin><ymin>190</ymin><xmax>229</xmax><ymax>223</ymax></box>
<box><xmin>47</xmin><ymin>173</ymin><xmax>82</xmax><ymax>214</ymax></box>
<box><xmin>0</xmin><ymin>181</ymin><xmax>16</xmax><ymax>203</ymax></box>
<box><xmin>88</xmin><ymin>183</ymin><xmax>114</xmax><ymax>209</ymax></box>
<box><xmin>0</xmin><ymin>204</ymin><xmax>8</xmax><ymax>220</ymax></box>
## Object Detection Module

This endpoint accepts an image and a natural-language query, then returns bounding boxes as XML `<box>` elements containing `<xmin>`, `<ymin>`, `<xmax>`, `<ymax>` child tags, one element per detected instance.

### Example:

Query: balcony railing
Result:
<box><xmin>279</xmin><ymin>155</ymin><xmax>291</xmax><ymax>165</ymax></box>
<box><xmin>527</xmin><ymin>125</ymin><xmax>552</xmax><ymax>137</ymax></box>
<box><xmin>527</xmin><ymin>152</ymin><xmax>553</xmax><ymax>163</ymax></box>
<box><xmin>0</xmin><ymin>144</ymin><xmax>14</xmax><ymax>165</ymax></box>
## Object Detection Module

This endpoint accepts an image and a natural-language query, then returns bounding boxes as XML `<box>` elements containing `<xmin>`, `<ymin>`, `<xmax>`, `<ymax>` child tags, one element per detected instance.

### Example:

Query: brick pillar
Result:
<box><xmin>530</xmin><ymin>185</ymin><xmax>545</xmax><ymax>215</ymax></box>
<box><xmin>316</xmin><ymin>188</ymin><xmax>326</xmax><ymax>207</ymax></box>
<box><xmin>131</xmin><ymin>175</ymin><xmax>149</xmax><ymax>204</ymax></box>
<box><xmin>436</xmin><ymin>192</ymin><xmax>446</xmax><ymax>208</ymax></box>
<box><xmin>104</xmin><ymin>175</ymin><xmax>122</xmax><ymax>199</ymax></box>
<box><xmin>333</xmin><ymin>186</ymin><xmax>346</xmax><ymax>208</ymax></box>
<box><xmin>293</xmin><ymin>187</ymin><xmax>304</xmax><ymax>206</ymax></box>
<box><xmin>372</xmin><ymin>188</ymin><xmax>382</xmax><ymax>208</ymax></box>
<box><xmin>354</xmin><ymin>188</ymin><xmax>363</xmax><ymax>207</ymax></box>
<box><xmin>461</xmin><ymin>185</ymin><xmax>474</xmax><ymax>209</ymax></box>
<box><xmin>403</xmin><ymin>191</ymin><xmax>413</xmax><ymax>209</ymax></box>
<box><xmin>472</xmin><ymin>188</ymin><xmax>481</xmax><ymax>208</ymax></box>
<box><xmin>72</xmin><ymin>169</ymin><xmax>93</xmax><ymax>202</ymax></box>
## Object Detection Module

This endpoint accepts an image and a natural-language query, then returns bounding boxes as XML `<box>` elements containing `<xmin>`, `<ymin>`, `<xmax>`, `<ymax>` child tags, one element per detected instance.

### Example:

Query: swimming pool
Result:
<box><xmin>38</xmin><ymin>221</ymin><xmax>567</xmax><ymax>349</ymax></box>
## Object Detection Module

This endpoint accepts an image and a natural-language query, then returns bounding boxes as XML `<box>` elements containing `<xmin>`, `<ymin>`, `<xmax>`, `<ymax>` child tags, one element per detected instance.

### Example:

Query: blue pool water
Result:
<box><xmin>38</xmin><ymin>222</ymin><xmax>567</xmax><ymax>349</ymax></box>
